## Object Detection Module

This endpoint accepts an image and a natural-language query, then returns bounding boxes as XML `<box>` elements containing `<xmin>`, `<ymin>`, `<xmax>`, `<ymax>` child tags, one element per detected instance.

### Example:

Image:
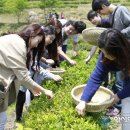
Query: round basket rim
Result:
<box><xmin>71</xmin><ymin>84</ymin><xmax>114</xmax><ymax>106</ymax></box>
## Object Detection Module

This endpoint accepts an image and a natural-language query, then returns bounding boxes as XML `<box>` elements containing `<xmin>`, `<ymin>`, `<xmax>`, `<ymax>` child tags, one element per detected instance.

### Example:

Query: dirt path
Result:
<box><xmin>5</xmin><ymin>111</ymin><xmax>16</xmax><ymax>130</ymax></box>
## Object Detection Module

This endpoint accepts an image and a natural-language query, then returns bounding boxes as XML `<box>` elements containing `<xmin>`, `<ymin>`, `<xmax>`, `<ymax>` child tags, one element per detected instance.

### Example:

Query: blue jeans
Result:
<box><xmin>121</xmin><ymin>97</ymin><xmax>130</xmax><ymax>130</ymax></box>
<box><xmin>60</xmin><ymin>45</ymin><xmax>67</xmax><ymax>61</ymax></box>
<box><xmin>112</xmin><ymin>71</ymin><xmax>123</xmax><ymax>109</ymax></box>
<box><xmin>0</xmin><ymin>111</ymin><xmax>7</xmax><ymax>130</ymax></box>
<box><xmin>116</xmin><ymin>71</ymin><xmax>124</xmax><ymax>89</ymax></box>
<box><xmin>40</xmin><ymin>62</ymin><xmax>50</xmax><ymax>69</ymax></box>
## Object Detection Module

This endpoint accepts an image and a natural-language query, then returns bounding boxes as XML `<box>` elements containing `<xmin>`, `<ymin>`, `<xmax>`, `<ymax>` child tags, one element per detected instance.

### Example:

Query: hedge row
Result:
<box><xmin>22</xmin><ymin>50</ymin><xmax>117</xmax><ymax>130</ymax></box>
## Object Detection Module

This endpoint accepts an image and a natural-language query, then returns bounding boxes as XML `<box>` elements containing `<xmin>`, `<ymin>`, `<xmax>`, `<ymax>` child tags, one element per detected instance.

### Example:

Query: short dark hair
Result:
<box><xmin>87</xmin><ymin>10</ymin><xmax>98</xmax><ymax>21</ymax></box>
<box><xmin>74</xmin><ymin>21</ymin><xmax>86</xmax><ymax>33</ymax></box>
<box><xmin>65</xmin><ymin>20</ymin><xmax>86</xmax><ymax>33</ymax></box>
<box><xmin>92</xmin><ymin>0</ymin><xmax>110</xmax><ymax>11</ymax></box>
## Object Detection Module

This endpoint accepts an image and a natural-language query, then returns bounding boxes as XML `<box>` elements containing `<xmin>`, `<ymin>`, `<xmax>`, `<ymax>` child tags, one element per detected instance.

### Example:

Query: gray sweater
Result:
<box><xmin>109</xmin><ymin>6</ymin><xmax>130</xmax><ymax>39</ymax></box>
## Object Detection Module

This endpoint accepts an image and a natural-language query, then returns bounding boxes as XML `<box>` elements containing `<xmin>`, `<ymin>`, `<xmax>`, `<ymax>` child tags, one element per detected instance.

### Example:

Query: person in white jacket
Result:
<box><xmin>0</xmin><ymin>24</ymin><xmax>55</xmax><ymax>129</ymax></box>
<box><xmin>16</xmin><ymin>25</ymin><xmax>62</xmax><ymax>122</ymax></box>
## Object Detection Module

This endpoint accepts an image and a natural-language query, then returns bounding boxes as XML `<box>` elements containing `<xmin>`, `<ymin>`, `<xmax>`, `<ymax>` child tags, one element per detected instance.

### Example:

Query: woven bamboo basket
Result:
<box><xmin>47</xmin><ymin>68</ymin><xmax>65</xmax><ymax>76</ymax></box>
<box><xmin>71</xmin><ymin>84</ymin><xmax>114</xmax><ymax>112</ymax></box>
<box><xmin>82</xmin><ymin>27</ymin><xmax>107</xmax><ymax>46</ymax></box>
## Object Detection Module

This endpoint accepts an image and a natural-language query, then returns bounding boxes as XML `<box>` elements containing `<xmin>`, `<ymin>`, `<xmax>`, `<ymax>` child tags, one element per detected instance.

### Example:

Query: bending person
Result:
<box><xmin>0</xmin><ymin>24</ymin><xmax>54</xmax><ymax>129</ymax></box>
<box><xmin>76</xmin><ymin>28</ymin><xmax>130</xmax><ymax>130</ymax></box>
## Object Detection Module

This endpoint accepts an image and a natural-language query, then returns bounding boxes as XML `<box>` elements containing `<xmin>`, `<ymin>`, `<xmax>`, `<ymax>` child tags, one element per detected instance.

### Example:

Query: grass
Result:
<box><xmin>6</xmin><ymin>103</ymin><xmax>15</xmax><ymax>116</ymax></box>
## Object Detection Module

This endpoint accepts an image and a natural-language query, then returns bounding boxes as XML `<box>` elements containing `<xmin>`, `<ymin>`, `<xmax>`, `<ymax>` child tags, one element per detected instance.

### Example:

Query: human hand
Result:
<box><xmin>69</xmin><ymin>59</ymin><xmax>76</xmax><ymax>65</ymax></box>
<box><xmin>84</xmin><ymin>56</ymin><xmax>91</xmax><ymax>64</ymax></box>
<box><xmin>53</xmin><ymin>75</ymin><xmax>62</xmax><ymax>81</ymax></box>
<box><xmin>31</xmin><ymin>88</ymin><xmax>42</xmax><ymax>97</ymax></box>
<box><xmin>75</xmin><ymin>101</ymin><xmax>86</xmax><ymax>116</ymax></box>
<box><xmin>44</xmin><ymin>89</ymin><xmax>54</xmax><ymax>99</ymax></box>
<box><xmin>73</xmin><ymin>51</ymin><xmax>78</xmax><ymax>57</ymax></box>
<box><xmin>46</xmin><ymin>59</ymin><xmax>55</xmax><ymax>65</ymax></box>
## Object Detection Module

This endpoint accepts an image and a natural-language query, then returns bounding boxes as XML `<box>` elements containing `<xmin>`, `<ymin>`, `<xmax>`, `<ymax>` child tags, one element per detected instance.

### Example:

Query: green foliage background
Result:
<box><xmin>23</xmin><ymin>50</ymin><xmax>104</xmax><ymax>130</ymax></box>
<box><xmin>22</xmin><ymin>41</ymin><xmax>118</xmax><ymax>129</ymax></box>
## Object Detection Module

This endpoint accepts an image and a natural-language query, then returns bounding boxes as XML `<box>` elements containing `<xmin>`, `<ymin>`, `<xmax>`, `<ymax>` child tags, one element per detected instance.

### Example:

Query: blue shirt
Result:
<box><xmin>97</xmin><ymin>18</ymin><xmax>111</xmax><ymax>28</ymax></box>
<box><xmin>81</xmin><ymin>53</ymin><xmax>130</xmax><ymax>102</ymax></box>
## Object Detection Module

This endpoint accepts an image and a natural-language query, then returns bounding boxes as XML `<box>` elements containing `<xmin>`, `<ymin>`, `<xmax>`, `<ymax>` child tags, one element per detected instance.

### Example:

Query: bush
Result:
<box><xmin>22</xmin><ymin>50</ymin><xmax>106</xmax><ymax>130</ymax></box>
<box><xmin>21</xmin><ymin>45</ymin><xmax>119</xmax><ymax>129</ymax></box>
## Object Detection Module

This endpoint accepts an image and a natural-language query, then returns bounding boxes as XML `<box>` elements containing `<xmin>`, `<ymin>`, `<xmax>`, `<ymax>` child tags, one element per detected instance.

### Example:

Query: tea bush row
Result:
<box><xmin>22</xmin><ymin>51</ymin><xmax>105</xmax><ymax>130</ymax></box>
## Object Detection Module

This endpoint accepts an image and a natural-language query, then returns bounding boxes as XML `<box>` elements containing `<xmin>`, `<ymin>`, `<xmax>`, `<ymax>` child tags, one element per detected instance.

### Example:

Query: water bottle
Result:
<box><xmin>99</xmin><ymin>116</ymin><xmax>111</xmax><ymax>130</ymax></box>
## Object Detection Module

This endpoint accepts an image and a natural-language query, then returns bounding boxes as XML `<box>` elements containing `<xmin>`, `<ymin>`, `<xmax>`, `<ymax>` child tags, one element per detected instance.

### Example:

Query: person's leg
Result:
<box><xmin>113</xmin><ymin>71</ymin><xmax>123</xmax><ymax>109</ymax></box>
<box><xmin>0</xmin><ymin>111</ymin><xmax>7</xmax><ymax>130</ymax></box>
<box><xmin>59</xmin><ymin>45</ymin><xmax>68</xmax><ymax>61</ymax></box>
<box><xmin>121</xmin><ymin>97</ymin><xmax>130</xmax><ymax>130</ymax></box>
<box><xmin>16</xmin><ymin>89</ymin><xmax>26</xmax><ymax>122</ymax></box>
<box><xmin>106</xmin><ymin>71</ymin><xmax>122</xmax><ymax>116</ymax></box>
<box><xmin>62</xmin><ymin>45</ymin><xmax>67</xmax><ymax>53</ymax></box>
<box><xmin>16</xmin><ymin>70</ymin><xmax>32</xmax><ymax>122</ymax></box>
<box><xmin>116</xmin><ymin>71</ymin><xmax>124</xmax><ymax>88</ymax></box>
<box><xmin>24</xmin><ymin>90</ymin><xmax>34</xmax><ymax>109</ymax></box>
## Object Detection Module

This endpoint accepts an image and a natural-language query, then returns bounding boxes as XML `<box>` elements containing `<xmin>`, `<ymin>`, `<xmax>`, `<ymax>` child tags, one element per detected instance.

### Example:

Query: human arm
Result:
<box><xmin>116</xmin><ymin>76</ymin><xmax>130</xmax><ymax>100</ymax></box>
<box><xmin>57</xmin><ymin>46</ymin><xmax>76</xmax><ymax>65</ymax></box>
<box><xmin>73</xmin><ymin>43</ymin><xmax>78</xmax><ymax>57</ymax></box>
<box><xmin>33</xmin><ymin>66</ymin><xmax>62</xmax><ymax>84</ymax></box>
<box><xmin>84</xmin><ymin>46</ymin><xmax>97</xmax><ymax>64</ymax></box>
<box><xmin>12</xmin><ymin>64</ymin><xmax>54</xmax><ymax>98</ymax></box>
<box><xmin>0</xmin><ymin>34</ymin><xmax>54</xmax><ymax>98</ymax></box>
<box><xmin>76</xmin><ymin>53</ymin><xmax>110</xmax><ymax>115</ymax></box>
<box><xmin>8</xmin><ymin>49</ymin><xmax>54</xmax><ymax>97</ymax></box>
<box><xmin>73</xmin><ymin>34</ymin><xmax>79</xmax><ymax>57</ymax></box>
<box><xmin>41</xmin><ymin>57</ymin><xmax>55</xmax><ymax>65</ymax></box>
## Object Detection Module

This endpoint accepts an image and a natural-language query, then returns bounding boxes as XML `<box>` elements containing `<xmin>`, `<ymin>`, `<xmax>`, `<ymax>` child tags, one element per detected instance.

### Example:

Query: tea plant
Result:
<box><xmin>22</xmin><ymin>50</ymin><xmax>107</xmax><ymax>130</ymax></box>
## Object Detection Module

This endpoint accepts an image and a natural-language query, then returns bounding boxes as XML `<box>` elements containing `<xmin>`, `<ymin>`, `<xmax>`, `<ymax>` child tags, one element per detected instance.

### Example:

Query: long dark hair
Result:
<box><xmin>98</xmin><ymin>29</ymin><xmax>130</xmax><ymax>72</ymax></box>
<box><xmin>47</xmin><ymin>19</ymin><xmax>62</xmax><ymax>46</ymax></box>
<box><xmin>32</xmin><ymin>25</ymin><xmax>56</xmax><ymax>69</ymax></box>
<box><xmin>17</xmin><ymin>24</ymin><xmax>45</xmax><ymax>69</ymax></box>
<box><xmin>46</xmin><ymin>19</ymin><xmax>62</xmax><ymax>66</ymax></box>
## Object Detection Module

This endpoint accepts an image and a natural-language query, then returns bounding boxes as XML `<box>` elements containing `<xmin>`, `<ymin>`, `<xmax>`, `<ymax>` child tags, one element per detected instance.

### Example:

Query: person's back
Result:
<box><xmin>109</xmin><ymin>5</ymin><xmax>130</xmax><ymax>39</ymax></box>
<box><xmin>0</xmin><ymin>34</ymin><xmax>26</xmax><ymax>75</ymax></box>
